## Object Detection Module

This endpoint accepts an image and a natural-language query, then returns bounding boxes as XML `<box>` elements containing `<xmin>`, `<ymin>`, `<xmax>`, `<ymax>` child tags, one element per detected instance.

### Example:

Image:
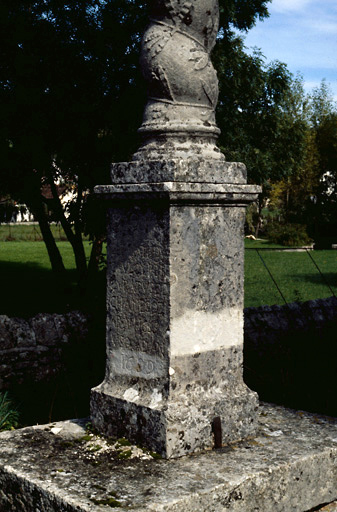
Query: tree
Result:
<box><xmin>266</xmin><ymin>80</ymin><xmax>337</xmax><ymax>246</ymax></box>
<box><xmin>214</xmin><ymin>29</ymin><xmax>310</xmax><ymax>234</ymax></box>
<box><xmin>2</xmin><ymin>0</ymin><xmax>302</xmax><ymax>280</ymax></box>
<box><xmin>310</xmin><ymin>80</ymin><xmax>336</xmax><ymax>128</ymax></box>
<box><xmin>268</xmin><ymin>128</ymin><xmax>320</xmax><ymax>223</ymax></box>
<box><xmin>0</xmin><ymin>0</ymin><xmax>148</xmax><ymax>285</ymax></box>
<box><xmin>308</xmin><ymin>111</ymin><xmax>337</xmax><ymax>246</ymax></box>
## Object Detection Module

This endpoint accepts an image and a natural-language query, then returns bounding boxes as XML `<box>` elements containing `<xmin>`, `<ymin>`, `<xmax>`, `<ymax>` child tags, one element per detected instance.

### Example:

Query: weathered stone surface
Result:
<box><xmin>0</xmin><ymin>404</ymin><xmax>336</xmax><ymax>511</ymax></box>
<box><xmin>0</xmin><ymin>311</ymin><xmax>88</xmax><ymax>390</ymax></box>
<box><xmin>31</xmin><ymin>314</ymin><xmax>67</xmax><ymax>347</ymax></box>
<box><xmin>0</xmin><ymin>317</ymin><xmax>15</xmax><ymax>350</ymax></box>
<box><xmin>91</xmin><ymin>346</ymin><xmax>258</xmax><ymax>458</ymax></box>
<box><xmin>134</xmin><ymin>0</ymin><xmax>222</xmax><ymax>160</ymax></box>
<box><xmin>7</xmin><ymin>317</ymin><xmax>34</xmax><ymax>347</ymax></box>
<box><xmin>92</xmin><ymin>0</ymin><xmax>262</xmax><ymax>460</ymax></box>
<box><xmin>95</xmin><ymin>182</ymin><xmax>260</xmax><ymax>205</ymax></box>
<box><xmin>111</xmin><ymin>159</ymin><xmax>247</xmax><ymax>184</ymax></box>
<box><xmin>91</xmin><ymin>180</ymin><xmax>260</xmax><ymax>458</ymax></box>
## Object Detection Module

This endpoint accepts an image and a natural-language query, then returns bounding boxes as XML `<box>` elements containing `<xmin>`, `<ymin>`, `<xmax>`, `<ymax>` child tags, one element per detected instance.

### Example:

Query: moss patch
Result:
<box><xmin>116</xmin><ymin>437</ymin><xmax>131</xmax><ymax>447</ymax></box>
<box><xmin>91</xmin><ymin>496</ymin><xmax>122</xmax><ymax>508</ymax></box>
<box><xmin>116</xmin><ymin>449</ymin><xmax>132</xmax><ymax>460</ymax></box>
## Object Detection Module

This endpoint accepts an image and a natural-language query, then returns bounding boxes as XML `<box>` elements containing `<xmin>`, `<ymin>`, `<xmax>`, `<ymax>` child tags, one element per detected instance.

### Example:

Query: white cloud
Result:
<box><xmin>242</xmin><ymin>0</ymin><xmax>337</xmax><ymax>103</ymax></box>
<box><xmin>308</xmin><ymin>19</ymin><xmax>337</xmax><ymax>35</ymax></box>
<box><xmin>270</xmin><ymin>0</ymin><xmax>313</xmax><ymax>14</ymax></box>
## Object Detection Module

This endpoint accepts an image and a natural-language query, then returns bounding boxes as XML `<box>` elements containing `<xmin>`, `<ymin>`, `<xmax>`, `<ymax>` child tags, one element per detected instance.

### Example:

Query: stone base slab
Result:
<box><xmin>0</xmin><ymin>403</ymin><xmax>336</xmax><ymax>512</ymax></box>
<box><xmin>90</xmin><ymin>377</ymin><xmax>258</xmax><ymax>458</ymax></box>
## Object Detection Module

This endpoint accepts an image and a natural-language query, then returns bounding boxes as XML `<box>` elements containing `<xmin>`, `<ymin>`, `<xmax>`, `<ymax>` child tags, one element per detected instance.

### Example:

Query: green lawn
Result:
<box><xmin>244</xmin><ymin>248</ymin><xmax>337</xmax><ymax>307</ymax></box>
<box><xmin>244</xmin><ymin>238</ymin><xmax>288</xmax><ymax>249</ymax></box>
<box><xmin>0</xmin><ymin>223</ymin><xmax>72</xmax><ymax>242</ymax></box>
<box><xmin>0</xmin><ymin>235</ymin><xmax>336</xmax><ymax>314</ymax></box>
<box><xmin>0</xmin><ymin>241</ymin><xmax>93</xmax><ymax>317</ymax></box>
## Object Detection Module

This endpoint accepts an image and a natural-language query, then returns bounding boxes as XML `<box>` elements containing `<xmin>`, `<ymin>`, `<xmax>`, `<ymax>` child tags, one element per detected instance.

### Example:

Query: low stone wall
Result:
<box><xmin>0</xmin><ymin>312</ymin><xmax>89</xmax><ymax>390</ymax></box>
<box><xmin>244</xmin><ymin>296</ymin><xmax>337</xmax><ymax>416</ymax></box>
<box><xmin>0</xmin><ymin>297</ymin><xmax>336</xmax><ymax>421</ymax></box>
<box><xmin>0</xmin><ymin>311</ymin><xmax>104</xmax><ymax>425</ymax></box>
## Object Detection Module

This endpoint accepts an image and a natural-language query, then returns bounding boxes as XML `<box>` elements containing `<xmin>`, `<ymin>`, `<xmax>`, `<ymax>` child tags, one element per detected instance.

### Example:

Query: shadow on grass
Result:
<box><xmin>0</xmin><ymin>260</ymin><xmax>106</xmax><ymax>318</ymax></box>
<box><xmin>295</xmin><ymin>271</ymin><xmax>337</xmax><ymax>289</ymax></box>
<box><xmin>0</xmin><ymin>260</ymin><xmax>107</xmax><ymax>425</ymax></box>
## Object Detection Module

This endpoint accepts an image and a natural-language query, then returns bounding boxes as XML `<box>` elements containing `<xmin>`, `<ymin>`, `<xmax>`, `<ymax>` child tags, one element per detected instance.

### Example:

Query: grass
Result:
<box><xmin>244</xmin><ymin>239</ymin><xmax>337</xmax><ymax>307</ymax></box>
<box><xmin>0</xmin><ymin>392</ymin><xmax>19</xmax><ymax>431</ymax></box>
<box><xmin>0</xmin><ymin>229</ymin><xmax>336</xmax><ymax>313</ymax></box>
<box><xmin>0</xmin><ymin>223</ymin><xmax>89</xmax><ymax>242</ymax></box>
<box><xmin>0</xmin><ymin>240</ymin><xmax>92</xmax><ymax>267</ymax></box>
<box><xmin>244</xmin><ymin>238</ymin><xmax>288</xmax><ymax>250</ymax></box>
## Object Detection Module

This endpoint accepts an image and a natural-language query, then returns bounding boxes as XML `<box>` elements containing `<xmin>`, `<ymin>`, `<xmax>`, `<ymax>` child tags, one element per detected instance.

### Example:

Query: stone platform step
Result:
<box><xmin>0</xmin><ymin>403</ymin><xmax>336</xmax><ymax>512</ymax></box>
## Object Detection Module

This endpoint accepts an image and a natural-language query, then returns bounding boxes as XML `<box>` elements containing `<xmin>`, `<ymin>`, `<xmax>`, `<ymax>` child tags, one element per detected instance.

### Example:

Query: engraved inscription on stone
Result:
<box><xmin>110</xmin><ymin>349</ymin><xmax>167</xmax><ymax>380</ymax></box>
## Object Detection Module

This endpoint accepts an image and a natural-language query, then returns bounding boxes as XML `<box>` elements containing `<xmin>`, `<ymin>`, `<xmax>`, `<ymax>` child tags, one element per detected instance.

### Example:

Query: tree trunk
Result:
<box><xmin>29</xmin><ymin>196</ymin><xmax>66</xmax><ymax>275</ymax></box>
<box><xmin>255</xmin><ymin>201</ymin><xmax>263</xmax><ymax>238</ymax></box>
<box><xmin>47</xmin><ymin>174</ymin><xmax>87</xmax><ymax>285</ymax></box>
<box><xmin>88</xmin><ymin>235</ymin><xmax>104</xmax><ymax>276</ymax></box>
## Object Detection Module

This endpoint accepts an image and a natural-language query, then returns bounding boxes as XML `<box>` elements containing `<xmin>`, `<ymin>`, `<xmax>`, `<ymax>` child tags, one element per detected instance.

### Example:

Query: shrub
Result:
<box><xmin>0</xmin><ymin>392</ymin><xmax>19</xmax><ymax>431</ymax></box>
<box><xmin>265</xmin><ymin>223</ymin><xmax>312</xmax><ymax>247</ymax></box>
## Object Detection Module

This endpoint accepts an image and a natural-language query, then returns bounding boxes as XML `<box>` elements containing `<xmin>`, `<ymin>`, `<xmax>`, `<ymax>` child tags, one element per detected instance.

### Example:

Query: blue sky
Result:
<box><xmin>241</xmin><ymin>0</ymin><xmax>337</xmax><ymax>101</ymax></box>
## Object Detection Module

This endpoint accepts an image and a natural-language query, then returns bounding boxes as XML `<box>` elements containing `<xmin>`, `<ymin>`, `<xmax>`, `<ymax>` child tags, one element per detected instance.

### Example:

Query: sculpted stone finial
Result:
<box><xmin>133</xmin><ymin>0</ymin><xmax>224</xmax><ymax>160</ymax></box>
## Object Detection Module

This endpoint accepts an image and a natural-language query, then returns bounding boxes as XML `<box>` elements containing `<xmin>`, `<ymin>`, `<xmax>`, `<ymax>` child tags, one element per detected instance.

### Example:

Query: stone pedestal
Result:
<box><xmin>90</xmin><ymin>160</ymin><xmax>260</xmax><ymax>458</ymax></box>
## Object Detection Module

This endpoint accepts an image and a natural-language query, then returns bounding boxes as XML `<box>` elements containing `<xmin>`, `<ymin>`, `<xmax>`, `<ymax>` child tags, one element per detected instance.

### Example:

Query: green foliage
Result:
<box><xmin>215</xmin><ymin>44</ymin><xmax>309</xmax><ymax>238</ymax></box>
<box><xmin>245</xmin><ymin>203</ymin><xmax>259</xmax><ymax>235</ymax></box>
<box><xmin>116</xmin><ymin>449</ymin><xmax>132</xmax><ymax>460</ymax></box>
<box><xmin>0</xmin><ymin>0</ymin><xmax>273</xmax><ymax>189</ymax></box>
<box><xmin>309</xmin><ymin>80</ymin><xmax>336</xmax><ymax>128</ymax></box>
<box><xmin>265</xmin><ymin>223</ymin><xmax>312</xmax><ymax>247</ymax></box>
<box><xmin>0</xmin><ymin>0</ymin><xmax>286</xmax><ymax>282</ymax></box>
<box><xmin>0</xmin><ymin>392</ymin><xmax>19</xmax><ymax>431</ymax></box>
<box><xmin>116</xmin><ymin>437</ymin><xmax>131</xmax><ymax>447</ymax></box>
<box><xmin>215</xmin><ymin>47</ymin><xmax>308</xmax><ymax>190</ymax></box>
<box><xmin>264</xmin><ymin>79</ymin><xmax>337</xmax><ymax>247</ymax></box>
